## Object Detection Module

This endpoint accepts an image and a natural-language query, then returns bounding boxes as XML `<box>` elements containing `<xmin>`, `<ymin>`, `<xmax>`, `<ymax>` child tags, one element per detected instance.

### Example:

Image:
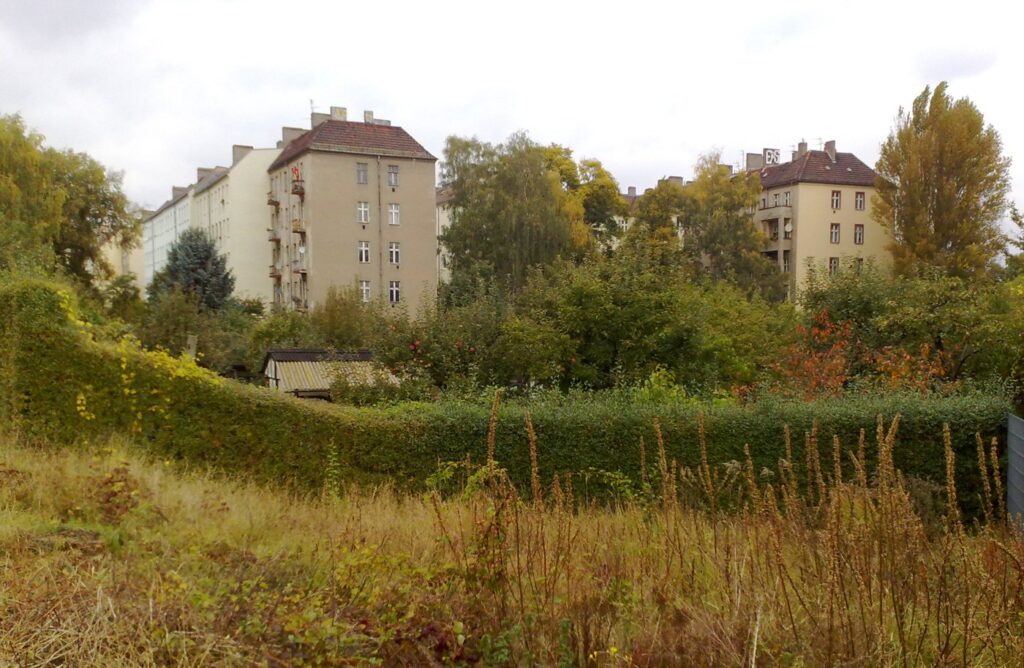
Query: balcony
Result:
<box><xmin>267</xmin><ymin>191</ymin><xmax>280</xmax><ymax>208</ymax></box>
<box><xmin>291</xmin><ymin>295</ymin><xmax>308</xmax><ymax>312</ymax></box>
<box><xmin>292</xmin><ymin>218</ymin><xmax>306</xmax><ymax>235</ymax></box>
<box><xmin>292</xmin><ymin>259</ymin><xmax>307</xmax><ymax>274</ymax></box>
<box><xmin>291</xmin><ymin>179</ymin><xmax>305</xmax><ymax>201</ymax></box>
<box><xmin>269</xmin><ymin>264</ymin><xmax>281</xmax><ymax>278</ymax></box>
<box><xmin>268</xmin><ymin>228</ymin><xmax>280</xmax><ymax>242</ymax></box>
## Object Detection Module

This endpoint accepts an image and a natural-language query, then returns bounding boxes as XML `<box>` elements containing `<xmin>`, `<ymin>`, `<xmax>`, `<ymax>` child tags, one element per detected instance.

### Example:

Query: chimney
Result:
<box><xmin>824</xmin><ymin>140</ymin><xmax>837</xmax><ymax>162</ymax></box>
<box><xmin>172</xmin><ymin>186</ymin><xmax>189</xmax><ymax>199</ymax></box>
<box><xmin>196</xmin><ymin>167</ymin><xmax>214</xmax><ymax>182</ymax></box>
<box><xmin>627</xmin><ymin>186</ymin><xmax>636</xmax><ymax>197</ymax></box>
<box><xmin>232</xmin><ymin>144</ymin><xmax>253</xmax><ymax>166</ymax></box>
<box><xmin>330</xmin><ymin>106</ymin><xmax>347</xmax><ymax>121</ymax></box>
<box><xmin>746</xmin><ymin>152</ymin><xmax>764</xmax><ymax>171</ymax></box>
<box><xmin>665</xmin><ymin>176</ymin><xmax>684</xmax><ymax>186</ymax></box>
<box><xmin>311</xmin><ymin>112</ymin><xmax>330</xmax><ymax>127</ymax></box>
<box><xmin>364</xmin><ymin>110</ymin><xmax>374</xmax><ymax>124</ymax></box>
<box><xmin>798</xmin><ymin>141</ymin><xmax>808</xmax><ymax>157</ymax></box>
<box><xmin>278</xmin><ymin>126</ymin><xmax>305</xmax><ymax>149</ymax></box>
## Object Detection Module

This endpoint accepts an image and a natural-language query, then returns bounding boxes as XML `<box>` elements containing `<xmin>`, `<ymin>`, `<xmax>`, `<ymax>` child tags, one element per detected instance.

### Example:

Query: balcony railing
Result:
<box><xmin>292</xmin><ymin>259</ymin><xmax>307</xmax><ymax>274</ymax></box>
<box><xmin>268</xmin><ymin>228</ymin><xmax>280</xmax><ymax>242</ymax></box>
<box><xmin>292</xmin><ymin>218</ymin><xmax>306</xmax><ymax>234</ymax></box>
<box><xmin>267</xmin><ymin>191</ymin><xmax>280</xmax><ymax>207</ymax></box>
<box><xmin>291</xmin><ymin>179</ymin><xmax>305</xmax><ymax>199</ymax></box>
<box><xmin>269</xmin><ymin>264</ymin><xmax>281</xmax><ymax>278</ymax></box>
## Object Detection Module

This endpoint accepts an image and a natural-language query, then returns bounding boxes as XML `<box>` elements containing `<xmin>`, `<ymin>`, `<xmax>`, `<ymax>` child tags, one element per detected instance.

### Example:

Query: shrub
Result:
<box><xmin>0</xmin><ymin>279</ymin><xmax>1009</xmax><ymax>514</ymax></box>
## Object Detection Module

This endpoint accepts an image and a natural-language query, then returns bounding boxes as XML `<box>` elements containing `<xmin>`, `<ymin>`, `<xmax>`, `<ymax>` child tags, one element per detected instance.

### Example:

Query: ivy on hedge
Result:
<box><xmin>0</xmin><ymin>280</ymin><xmax>1010</xmax><ymax>508</ymax></box>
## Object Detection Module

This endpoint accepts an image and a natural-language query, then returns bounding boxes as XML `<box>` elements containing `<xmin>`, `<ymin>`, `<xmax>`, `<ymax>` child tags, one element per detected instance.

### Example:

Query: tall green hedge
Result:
<box><xmin>0</xmin><ymin>280</ymin><xmax>1010</xmax><ymax>506</ymax></box>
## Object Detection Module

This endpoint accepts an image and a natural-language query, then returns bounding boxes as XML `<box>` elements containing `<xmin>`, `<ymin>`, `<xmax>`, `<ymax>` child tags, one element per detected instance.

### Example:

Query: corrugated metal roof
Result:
<box><xmin>271</xmin><ymin>360</ymin><xmax>395</xmax><ymax>394</ymax></box>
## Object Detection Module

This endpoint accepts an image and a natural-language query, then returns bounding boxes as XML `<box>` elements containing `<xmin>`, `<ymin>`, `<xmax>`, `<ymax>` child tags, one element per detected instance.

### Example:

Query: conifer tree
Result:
<box><xmin>148</xmin><ymin>228</ymin><xmax>234</xmax><ymax>310</ymax></box>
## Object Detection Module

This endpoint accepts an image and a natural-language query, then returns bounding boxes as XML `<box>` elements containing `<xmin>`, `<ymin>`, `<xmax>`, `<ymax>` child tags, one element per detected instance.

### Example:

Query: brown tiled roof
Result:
<box><xmin>436</xmin><ymin>186</ymin><xmax>455</xmax><ymax>206</ymax></box>
<box><xmin>145</xmin><ymin>185</ymin><xmax>193</xmax><ymax>222</ymax></box>
<box><xmin>191</xmin><ymin>167</ymin><xmax>230</xmax><ymax>196</ymax></box>
<box><xmin>268</xmin><ymin>120</ymin><xmax>436</xmax><ymax>172</ymax></box>
<box><xmin>755</xmin><ymin>150</ymin><xmax>876</xmax><ymax>189</ymax></box>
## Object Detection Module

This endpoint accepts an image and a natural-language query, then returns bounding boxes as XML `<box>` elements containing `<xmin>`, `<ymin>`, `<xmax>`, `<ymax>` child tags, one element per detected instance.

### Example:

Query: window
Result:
<box><xmin>856</xmin><ymin>257</ymin><xmax>864</xmax><ymax>274</ymax></box>
<box><xmin>760</xmin><ymin>196</ymin><xmax>767</xmax><ymax>209</ymax></box>
<box><xmin>387</xmin><ymin>165</ymin><xmax>399</xmax><ymax>187</ymax></box>
<box><xmin>359</xmin><ymin>280</ymin><xmax>371</xmax><ymax>303</ymax></box>
<box><xmin>829</xmin><ymin>257</ymin><xmax>840</xmax><ymax>275</ymax></box>
<box><xmin>357</xmin><ymin>201</ymin><xmax>369</xmax><ymax>224</ymax></box>
<box><xmin>783</xmin><ymin>250</ymin><xmax>791</xmax><ymax>273</ymax></box>
<box><xmin>831</xmin><ymin>190</ymin><xmax>841</xmax><ymax>209</ymax></box>
<box><xmin>855</xmin><ymin>191</ymin><xmax>865</xmax><ymax>210</ymax></box>
<box><xmin>356</xmin><ymin>162</ymin><xmax>368</xmax><ymax>185</ymax></box>
<box><xmin>772</xmin><ymin>193</ymin><xmax>779</xmax><ymax>207</ymax></box>
<box><xmin>358</xmin><ymin>240</ymin><xmax>370</xmax><ymax>263</ymax></box>
<box><xmin>388</xmin><ymin>203</ymin><xmax>400</xmax><ymax>225</ymax></box>
<box><xmin>830</xmin><ymin>223</ymin><xmax>840</xmax><ymax>244</ymax></box>
<box><xmin>784</xmin><ymin>191</ymin><xmax>791</xmax><ymax>206</ymax></box>
<box><xmin>854</xmin><ymin>224</ymin><xmax>865</xmax><ymax>245</ymax></box>
<box><xmin>783</xmin><ymin>218</ymin><xmax>792</xmax><ymax>240</ymax></box>
<box><xmin>389</xmin><ymin>280</ymin><xmax>401</xmax><ymax>303</ymax></box>
<box><xmin>388</xmin><ymin>241</ymin><xmax>400</xmax><ymax>264</ymax></box>
<box><xmin>769</xmin><ymin>220</ymin><xmax>779</xmax><ymax>241</ymax></box>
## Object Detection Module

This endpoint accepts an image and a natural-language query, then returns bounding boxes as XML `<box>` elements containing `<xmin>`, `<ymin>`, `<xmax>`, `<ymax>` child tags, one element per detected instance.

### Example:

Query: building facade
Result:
<box><xmin>749</xmin><ymin>141</ymin><xmax>889</xmax><ymax>298</ymax></box>
<box><xmin>142</xmin><ymin>184</ymin><xmax>194</xmax><ymax>286</ymax></box>
<box><xmin>192</xmin><ymin>145</ymin><xmax>281</xmax><ymax>304</ymax></box>
<box><xmin>267</xmin><ymin>107</ymin><xmax>438</xmax><ymax>315</ymax></box>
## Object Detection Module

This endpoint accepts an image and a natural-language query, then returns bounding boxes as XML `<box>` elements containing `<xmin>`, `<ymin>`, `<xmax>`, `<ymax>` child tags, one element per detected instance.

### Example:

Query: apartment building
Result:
<box><xmin>142</xmin><ymin>182</ymin><xmax>196</xmax><ymax>286</ymax></box>
<box><xmin>267</xmin><ymin>107</ymin><xmax>437</xmax><ymax>314</ymax></box>
<box><xmin>192</xmin><ymin>145</ymin><xmax>281</xmax><ymax>304</ymax></box>
<box><xmin>748</xmin><ymin>141</ymin><xmax>889</xmax><ymax>297</ymax></box>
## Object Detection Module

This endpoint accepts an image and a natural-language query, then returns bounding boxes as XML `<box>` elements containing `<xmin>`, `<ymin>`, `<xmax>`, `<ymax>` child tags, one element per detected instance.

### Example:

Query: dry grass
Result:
<box><xmin>1</xmin><ymin>415</ymin><xmax>1022</xmax><ymax>666</ymax></box>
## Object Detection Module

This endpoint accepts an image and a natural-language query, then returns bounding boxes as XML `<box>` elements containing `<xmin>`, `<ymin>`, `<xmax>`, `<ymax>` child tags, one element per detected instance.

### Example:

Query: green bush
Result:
<box><xmin>0</xmin><ymin>280</ymin><xmax>1010</xmax><ymax>511</ymax></box>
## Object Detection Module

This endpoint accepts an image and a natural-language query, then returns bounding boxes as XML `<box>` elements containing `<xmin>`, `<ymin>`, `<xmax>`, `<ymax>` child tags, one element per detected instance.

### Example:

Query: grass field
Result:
<box><xmin>1</xmin><ymin>418</ymin><xmax>1022</xmax><ymax>666</ymax></box>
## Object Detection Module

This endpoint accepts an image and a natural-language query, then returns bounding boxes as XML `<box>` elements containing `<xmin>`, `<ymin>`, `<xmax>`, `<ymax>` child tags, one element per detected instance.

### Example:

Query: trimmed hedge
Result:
<box><xmin>0</xmin><ymin>280</ymin><xmax>1010</xmax><ymax>506</ymax></box>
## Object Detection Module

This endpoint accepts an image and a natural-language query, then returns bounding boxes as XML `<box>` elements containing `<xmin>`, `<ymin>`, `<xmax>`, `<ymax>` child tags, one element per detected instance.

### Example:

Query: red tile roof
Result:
<box><xmin>268</xmin><ymin>120</ymin><xmax>436</xmax><ymax>172</ymax></box>
<box><xmin>754</xmin><ymin>150</ymin><xmax>877</xmax><ymax>189</ymax></box>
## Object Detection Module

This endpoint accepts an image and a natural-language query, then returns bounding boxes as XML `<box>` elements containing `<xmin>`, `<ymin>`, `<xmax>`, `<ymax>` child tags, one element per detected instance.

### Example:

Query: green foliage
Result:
<box><xmin>309</xmin><ymin>285</ymin><xmax>377</xmax><ymax>350</ymax></box>
<box><xmin>148</xmin><ymin>228</ymin><xmax>234</xmax><ymax>310</ymax></box>
<box><xmin>0</xmin><ymin>278</ymin><xmax>1007</xmax><ymax>515</ymax></box>
<box><xmin>875</xmin><ymin>82</ymin><xmax>1012</xmax><ymax>278</ymax></box>
<box><xmin>245</xmin><ymin>308</ymin><xmax>316</xmax><ymax>372</ymax></box>
<box><xmin>632</xmin><ymin>179</ymin><xmax>686</xmax><ymax>232</ymax></box>
<box><xmin>0</xmin><ymin>114</ymin><xmax>64</xmax><ymax>271</ymax></box>
<box><xmin>679</xmin><ymin>152</ymin><xmax>786</xmax><ymax>300</ymax></box>
<box><xmin>440</xmin><ymin>133</ymin><xmax>610</xmax><ymax>295</ymax></box>
<box><xmin>44</xmin><ymin>147</ymin><xmax>140</xmax><ymax>284</ymax></box>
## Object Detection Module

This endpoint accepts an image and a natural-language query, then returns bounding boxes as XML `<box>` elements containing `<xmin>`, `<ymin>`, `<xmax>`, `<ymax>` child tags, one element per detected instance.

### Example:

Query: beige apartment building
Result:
<box><xmin>267</xmin><ymin>107</ymin><xmax>438</xmax><ymax>314</ymax></box>
<box><xmin>748</xmin><ymin>141</ymin><xmax>889</xmax><ymax>298</ymax></box>
<box><xmin>192</xmin><ymin>145</ymin><xmax>281</xmax><ymax>304</ymax></box>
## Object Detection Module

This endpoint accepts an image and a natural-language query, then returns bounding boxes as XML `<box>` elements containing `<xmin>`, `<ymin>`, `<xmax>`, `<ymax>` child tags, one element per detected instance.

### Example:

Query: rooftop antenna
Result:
<box><xmin>813</xmin><ymin>137</ymin><xmax>823</xmax><ymax>150</ymax></box>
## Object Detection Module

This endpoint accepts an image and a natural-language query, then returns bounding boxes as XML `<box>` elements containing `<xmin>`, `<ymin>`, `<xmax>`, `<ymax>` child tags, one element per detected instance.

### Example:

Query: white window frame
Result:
<box><xmin>388</xmin><ymin>280</ymin><xmax>401</xmax><ymax>303</ymax></box>
<box><xmin>356</xmin><ymin>162</ymin><xmax>368</xmax><ymax>185</ymax></box>
<box><xmin>829</xmin><ymin>257</ymin><xmax>840</xmax><ymax>275</ymax></box>
<box><xmin>830</xmin><ymin>223</ymin><xmax>840</xmax><ymax>244</ymax></box>
<box><xmin>784</xmin><ymin>191</ymin><xmax>791</xmax><ymax>206</ymax></box>
<box><xmin>855</xmin><ymin>191</ymin><xmax>865</xmax><ymax>211</ymax></box>
<box><xmin>387</xmin><ymin>164</ymin><xmax>399</xmax><ymax>187</ymax></box>
<box><xmin>388</xmin><ymin>241</ymin><xmax>400</xmax><ymax>264</ymax></box>
<box><xmin>388</xmin><ymin>203</ymin><xmax>400</xmax><ymax>225</ymax></box>
<box><xmin>357</xmin><ymin>201</ymin><xmax>369</xmax><ymax>223</ymax></box>
<box><xmin>358</xmin><ymin>240</ymin><xmax>370</xmax><ymax>263</ymax></box>
<box><xmin>772</xmin><ymin>193</ymin><xmax>779</xmax><ymax>207</ymax></box>
<box><xmin>359</xmin><ymin>280</ymin><xmax>371</xmax><ymax>303</ymax></box>
<box><xmin>854</xmin><ymin>224</ymin><xmax>865</xmax><ymax>245</ymax></box>
<box><xmin>831</xmin><ymin>190</ymin><xmax>841</xmax><ymax>209</ymax></box>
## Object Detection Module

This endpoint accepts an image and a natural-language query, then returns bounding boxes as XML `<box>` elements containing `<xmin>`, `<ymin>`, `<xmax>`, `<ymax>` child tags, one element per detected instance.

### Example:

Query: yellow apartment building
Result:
<box><xmin>267</xmin><ymin>107</ymin><xmax>438</xmax><ymax>314</ymax></box>
<box><xmin>749</xmin><ymin>141</ymin><xmax>890</xmax><ymax>298</ymax></box>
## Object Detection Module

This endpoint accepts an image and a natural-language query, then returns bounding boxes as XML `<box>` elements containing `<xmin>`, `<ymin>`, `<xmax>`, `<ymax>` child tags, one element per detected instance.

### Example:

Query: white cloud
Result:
<box><xmin>0</xmin><ymin>0</ymin><xmax>1020</xmax><ymax>219</ymax></box>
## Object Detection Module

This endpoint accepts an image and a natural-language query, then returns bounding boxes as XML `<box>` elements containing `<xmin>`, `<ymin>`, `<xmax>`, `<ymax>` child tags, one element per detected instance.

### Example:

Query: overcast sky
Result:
<box><xmin>2</xmin><ymin>0</ymin><xmax>1021</xmax><ymax>219</ymax></box>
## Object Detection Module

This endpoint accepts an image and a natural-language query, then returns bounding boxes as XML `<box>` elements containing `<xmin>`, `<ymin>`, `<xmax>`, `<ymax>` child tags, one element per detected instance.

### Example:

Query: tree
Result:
<box><xmin>439</xmin><ymin>133</ymin><xmax>595</xmax><ymax>294</ymax></box>
<box><xmin>44</xmin><ymin>148</ymin><xmax>140</xmax><ymax>284</ymax></box>
<box><xmin>0</xmin><ymin>114</ymin><xmax>63</xmax><ymax>270</ymax></box>
<box><xmin>148</xmin><ymin>228</ymin><xmax>234</xmax><ymax>310</ymax></box>
<box><xmin>678</xmin><ymin>152</ymin><xmax>785</xmax><ymax>300</ymax></box>
<box><xmin>633</xmin><ymin>179</ymin><xmax>687</xmax><ymax>232</ymax></box>
<box><xmin>874</xmin><ymin>82</ymin><xmax>1012</xmax><ymax>278</ymax></box>
<box><xmin>578</xmin><ymin>159</ymin><xmax>629</xmax><ymax>248</ymax></box>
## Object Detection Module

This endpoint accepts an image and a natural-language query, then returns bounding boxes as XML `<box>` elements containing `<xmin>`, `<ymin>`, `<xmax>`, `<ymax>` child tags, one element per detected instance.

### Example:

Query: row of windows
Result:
<box><xmin>831</xmin><ymin>190</ymin><xmax>866</xmax><ymax>211</ymax></box>
<box><xmin>829</xmin><ymin>223</ymin><xmax>865</xmax><ymax>245</ymax></box>
<box><xmin>762</xmin><ymin>190</ymin><xmax>867</xmax><ymax>211</ymax></box>
<box><xmin>357</xmin><ymin>241</ymin><xmax>401</xmax><ymax>264</ymax></box>
<box><xmin>356</xmin><ymin>202</ymin><xmax>400</xmax><ymax>225</ymax></box>
<box><xmin>356</xmin><ymin>163</ymin><xmax>400</xmax><ymax>187</ymax></box>
<box><xmin>359</xmin><ymin>279</ymin><xmax>401</xmax><ymax>304</ymax></box>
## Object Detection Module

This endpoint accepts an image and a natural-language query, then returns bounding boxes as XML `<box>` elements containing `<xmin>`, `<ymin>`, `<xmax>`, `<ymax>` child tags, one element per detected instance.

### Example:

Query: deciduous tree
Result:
<box><xmin>874</xmin><ymin>82</ymin><xmax>1012</xmax><ymax>277</ymax></box>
